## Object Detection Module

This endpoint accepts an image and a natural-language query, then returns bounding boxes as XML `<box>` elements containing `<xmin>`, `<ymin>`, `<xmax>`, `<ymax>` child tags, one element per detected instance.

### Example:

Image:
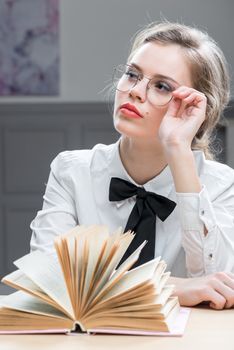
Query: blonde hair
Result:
<box><xmin>128</xmin><ymin>22</ymin><xmax>230</xmax><ymax>159</ymax></box>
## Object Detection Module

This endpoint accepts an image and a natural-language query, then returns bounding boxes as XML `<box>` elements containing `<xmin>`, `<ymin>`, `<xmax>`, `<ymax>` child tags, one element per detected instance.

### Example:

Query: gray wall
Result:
<box><xmin>0</xmin><ymin>0</ymin><xmax>234</xmax><ymax>103</ymax></box>
<box><xmin>60</xmin><ymin>0</ymin><xmax>234</xmax><ymax>102</ymax></box>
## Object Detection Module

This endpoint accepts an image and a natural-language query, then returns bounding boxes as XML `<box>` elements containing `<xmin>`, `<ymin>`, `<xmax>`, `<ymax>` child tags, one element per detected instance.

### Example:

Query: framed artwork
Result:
<box><xmin>0</xmin><ymin>0</ymin><xmax>59</xmax><ymax>96</ymax></box>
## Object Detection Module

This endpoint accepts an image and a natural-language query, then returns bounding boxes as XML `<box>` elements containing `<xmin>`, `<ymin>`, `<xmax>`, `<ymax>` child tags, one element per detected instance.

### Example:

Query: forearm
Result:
<box><xmin>168</xmin><ymin>276</ymin><xmax>184</xmax><ymax>291</ymax></box>
<box><xmin>168</xmin><ymin>276</ymin><xmax>200</xmax><ymax>307</ymax></box>
<box><xmin>165</xmin><ymin>144</ymin><xmax>202</xmax><ymax>193</ymax></box>
<box><xmin>175</xmin><ymin>178</ymin><xmax>234</xmax><ymax>275</ymax></box>
<box><xmin>165</xmin><ymin>144</ymin><xmax>208</xmax><ymax>236</ymax></box>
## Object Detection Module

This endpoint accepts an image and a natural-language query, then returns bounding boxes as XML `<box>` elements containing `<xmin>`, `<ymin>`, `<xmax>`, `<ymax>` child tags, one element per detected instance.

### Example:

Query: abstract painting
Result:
<box><xmin>0</xmin><ymin>0</ymin><xmax>59</xmax><ymax>96</ymax></box>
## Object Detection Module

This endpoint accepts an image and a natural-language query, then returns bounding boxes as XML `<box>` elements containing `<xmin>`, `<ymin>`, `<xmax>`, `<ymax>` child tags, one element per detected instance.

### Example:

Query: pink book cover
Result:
<box><xmin>0</xmin><ymin>307</ymin><xmax>191</xmax><ymax>336</ymax></box>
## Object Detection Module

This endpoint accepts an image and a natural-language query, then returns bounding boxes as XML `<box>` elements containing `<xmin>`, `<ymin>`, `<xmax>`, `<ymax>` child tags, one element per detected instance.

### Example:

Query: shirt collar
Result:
<box><xmin>107</xmin><ymin>138</ymin><xmax>173</xmax><ymax>208</ymax></box>
<box><xmin>107</xmin><ymin>138</ymin><xmax>205</xmax><ymax>208</ymax></box>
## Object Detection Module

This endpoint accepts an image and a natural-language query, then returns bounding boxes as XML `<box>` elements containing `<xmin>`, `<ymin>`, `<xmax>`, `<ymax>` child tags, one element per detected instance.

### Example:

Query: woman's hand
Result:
<box><xmin>158</xmin><ymin>86</ymin><xmax>207</xmax><ymax>150</ymax></box>
<box><xmin>170</xmin><ymin>272</ymin><xmax>234</xmax><ymax>309</ymax></box>
<box><xmin>157</xmin><ymin>86</ymin><xmax>206</xmax><ymax>193</ymax></box>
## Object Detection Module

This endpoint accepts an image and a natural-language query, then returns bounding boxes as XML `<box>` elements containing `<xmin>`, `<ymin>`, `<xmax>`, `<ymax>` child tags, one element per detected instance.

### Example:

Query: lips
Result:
<box><xmin>119</xmin><ymin>103</ymin><xmax>143</xmax><ymax>118</ymax></box>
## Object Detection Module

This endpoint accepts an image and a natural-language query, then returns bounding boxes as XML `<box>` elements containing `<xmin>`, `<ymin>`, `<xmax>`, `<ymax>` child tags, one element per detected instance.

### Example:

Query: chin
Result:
<box><xmin>113</xmin><ymin>121</ymin><xmax>148</xmax><ymax>139</ymax></box>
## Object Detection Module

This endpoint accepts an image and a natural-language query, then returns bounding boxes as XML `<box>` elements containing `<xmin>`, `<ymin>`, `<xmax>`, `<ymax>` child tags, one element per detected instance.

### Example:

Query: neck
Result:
<box><xmin>119</xmin><ymin>136</ymin><xmax>168</xmax><ymax>185</ymax></box>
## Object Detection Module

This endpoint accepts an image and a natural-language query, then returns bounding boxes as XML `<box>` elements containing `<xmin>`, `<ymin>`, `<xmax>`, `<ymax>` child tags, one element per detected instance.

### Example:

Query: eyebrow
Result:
<box><xmin>129</xmin><ymin>62</ymin><xmax>180</xmax><ymax>86</ymax></box>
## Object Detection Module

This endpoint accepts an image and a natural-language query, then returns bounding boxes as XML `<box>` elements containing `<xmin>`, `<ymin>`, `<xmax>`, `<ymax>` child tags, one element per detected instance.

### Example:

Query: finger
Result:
<box><xmin>186</xmin><ymin>106</ymin><xmax>194</xmax><ymax>116</ymax></box>
<box><xmin>214</xmin><ymin>272</ymin><xmax>234</xmax><ymax>289</ymax></box>
<box><xmin>224</xmin><ymin>298</ymin><xmax>234</xmax><ymax>309</ymax></box>
<box><xmin>172</xmin><ymin>87</ymin><xmax>204</xmax><ymax>99</ymax></box>
<box><xmin>173</xmin><ymin>86</ymin><xmax>194</xmax><ymax>95</ymax></box>
<box><xmin>172</xmin><ymin>90</ymin><xmax>206</xmax><ymax>118</ymax></box>
<box><xmin>226</xmin><ymin>272</ymin><xmax>234</xmax><ymax>280</ymax></box>
<box><xmin>203</xmin><ymin>289</ymin><xmax>227</xmax><ymax>310</ymax></box>
<box><xmin>183</xmin><ymin>92</ymin><xmax>206</xmax><ymax>106</ymax></box>
<box><xmin>173</xmin><ymin>88</ymin><xmax>190</xmax><ymax>97</ymax></box>
<box><xmin>210</xmin><ymin>277</ymin><xmax>234</xmax><ymax>309</ymax></box>
<box><xmin>166</xmin><ymin>97</ymin><xmax>182</xmax><ymax>117</ymax></box>
<box><xmin>224</xmin><ymin>286</ymin><xmax>234</xmax><ymax>308</ymax></box>
<box><xmin>214</xmin><ymin>272</ymin><xmax>234</xmax><ymax>308</ymax></box>
<box><xmin>173</xmin><ymin>87</ymin><xmax>206</xmax><ymax>102</ymax></box>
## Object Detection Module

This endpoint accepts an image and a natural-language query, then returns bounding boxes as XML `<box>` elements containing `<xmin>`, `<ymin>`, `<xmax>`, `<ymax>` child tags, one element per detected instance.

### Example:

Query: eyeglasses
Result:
<box><xmin>113</xmin><ymin>64</ymin><xmax>174</xmax><ymax>107</ymax></box>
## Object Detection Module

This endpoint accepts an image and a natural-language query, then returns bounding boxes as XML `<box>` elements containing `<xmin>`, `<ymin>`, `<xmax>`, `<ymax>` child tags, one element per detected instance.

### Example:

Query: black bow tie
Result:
<box><xmin>109</xmin><ymin>177</ymin><xmax>176</xmax><ymax>268</ymax></box>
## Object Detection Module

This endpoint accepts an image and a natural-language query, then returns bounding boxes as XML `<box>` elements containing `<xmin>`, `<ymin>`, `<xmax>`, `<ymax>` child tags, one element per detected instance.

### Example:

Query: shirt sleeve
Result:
<box><xmin>176</xmin><ymin>184</ymin><xmax>234</xmax><ymax>277</ymax></box>
<box><xmin>30</xmin><ymin>152</ymin><xmax>78</xmax><ymax>253</ymax></box>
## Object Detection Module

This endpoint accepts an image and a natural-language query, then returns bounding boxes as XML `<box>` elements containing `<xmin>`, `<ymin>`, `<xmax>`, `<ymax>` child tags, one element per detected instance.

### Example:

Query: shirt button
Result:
<box><xmin>201</xmin><ymin>209</ymin><xmax>205</xmax><ymax>215</ymax></box>
<box><xmin>208</xmin><ymin>253</ymin><xmax>213</xmax><ymax>260</ymax></box>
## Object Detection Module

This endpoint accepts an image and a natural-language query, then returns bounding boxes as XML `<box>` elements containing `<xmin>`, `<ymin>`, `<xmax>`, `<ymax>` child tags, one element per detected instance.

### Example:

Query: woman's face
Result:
<box><xmin>113</xmin><ymin>41</ymin><xmax>193</xmax><ymax>140</ymax></box>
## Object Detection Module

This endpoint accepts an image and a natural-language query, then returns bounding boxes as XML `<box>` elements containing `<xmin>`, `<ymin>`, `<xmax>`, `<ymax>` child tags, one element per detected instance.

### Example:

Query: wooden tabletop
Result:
<box><xmin>0</xmin><ymin>306</ymin><xmax>234</xmax><ymax>350</ymax></box>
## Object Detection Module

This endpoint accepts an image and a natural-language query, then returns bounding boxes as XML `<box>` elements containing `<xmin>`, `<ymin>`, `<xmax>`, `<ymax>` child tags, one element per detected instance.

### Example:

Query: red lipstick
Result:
<box><xmin>119</xmin><ymin>103</ymin><xmax>143</xmax><ymax>119</ymax></box>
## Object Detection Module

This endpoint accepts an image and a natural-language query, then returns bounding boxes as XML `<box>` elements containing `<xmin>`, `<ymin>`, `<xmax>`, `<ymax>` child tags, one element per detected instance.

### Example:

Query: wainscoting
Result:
<box><xmin>0</xmin><ymin>102</ymin><xmax>119</xmax><ymax>284</ymax></box>
<box><xmin>0</xmin><ymin>101</ymin><xmax>233</xmax><ymax>291</ymax></box>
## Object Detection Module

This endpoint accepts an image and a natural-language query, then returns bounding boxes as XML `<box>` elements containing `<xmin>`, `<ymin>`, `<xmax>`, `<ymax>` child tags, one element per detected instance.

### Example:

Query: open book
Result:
<box><xmin>0</xmin><ymin>225</ymin><xmax>190</xmax><ymax>335</ymax></box>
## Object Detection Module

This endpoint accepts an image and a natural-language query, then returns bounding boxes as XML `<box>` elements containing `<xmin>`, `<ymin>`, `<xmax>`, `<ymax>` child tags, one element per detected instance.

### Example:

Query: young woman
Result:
<box><xmin>30</xmin><ymin>22</ymin><xmax>234</xmax><ymax>309</ymax></box>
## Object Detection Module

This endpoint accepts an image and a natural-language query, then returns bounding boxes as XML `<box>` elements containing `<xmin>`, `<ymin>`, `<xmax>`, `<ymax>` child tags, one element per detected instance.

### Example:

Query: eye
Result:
<box><xmin>125</xmin><ymin>67</ymin><xmax>139</xmax><ymax>80</ymax></box>
<box><xmin>153</xmin><ymin>81</ymin><xmax>173</xmax><ymax>94</ymax></box>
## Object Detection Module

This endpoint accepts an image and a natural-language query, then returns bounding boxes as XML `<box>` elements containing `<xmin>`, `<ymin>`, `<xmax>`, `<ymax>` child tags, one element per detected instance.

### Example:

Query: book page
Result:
<box><xmin>92</xmin><ymin>285</ymin><xmax>174</xmax><ymax>315</ymax></box>
<box><xmin>54</xmin><ymin>225</ymin><xmax>109</xmax><ymax>316</ymax></box>
<box><xmin>82</xmin><ymin>226</ymin><xmax>118</xmax><ymax>294</ymax></box>
<box><xmin>86</xmin><ymin>227</ymin><xmax>123</xmax><ymax>287</ymax></box>
<box><xmin>13</xmin><ymin>250</ymin><xmax>75</xmax><ymax>319</ymax></box>
<box><xmin>86</xmin><ymin>307</ymin><xmax>190</xmax><ymax>336</ymax></box>
<box><xmin>85</xmin><ymin>240</ymin><xmax>147</xmax><ymax>311</ymax></box>
<box><xmin>70</xmin><ymin>228</ymin><xmax>135</xmax><ymax>315</ymax></box>
<box><xmin>151</xmin><ymin>260</ymin><xmax>170</xmax><ymax>294</ymax></box>
<box><xmin>85</xmin><ymin>284</ymin><xmax>154</xmax><ymax>317</ymax></box>
<box><xmin>54</xmin><ymin>236</ymin><xmax>76</xmax><ymax>312</ymax></box>
<box><xmin>2</xmin><ymin>269</ymin><xmax>61</xmax><ymax>310</ymax></box>
<box><xmin>156</xmin><ymin>272</ymin><xmax>171</xmax><ymax>294</ymax></box>
<box><xmin>84</xmin><ymin>230</ymin><xmax>135</xmax><ymax>302</ymax></box>
<box><xmin>2</xmin><ymin>269</ymin><xmax>45</xmax><ymax>294</ymax></box>
<box><xmin>0</xmin><ymin>291</ymin><xmax>69</xmax><ymax>320</ymax></box>
<box><xmin>78</xmin><ymin>226</ymin><xmax>110</xmax><ymax>311</ymax></box>
<box><xmin>82</xmin><ymin>298</ymin><xmax>181</xmax><ymax>332</ymax></box>
<box><xmin>160</xmin><ymin>297</ymin><xmax>179</xmax><ymax>318</ymax></box>
<box><xmin>101</xmin><ymin>256</ymin><xmax>161</xmax><ymax>302</ymax></box>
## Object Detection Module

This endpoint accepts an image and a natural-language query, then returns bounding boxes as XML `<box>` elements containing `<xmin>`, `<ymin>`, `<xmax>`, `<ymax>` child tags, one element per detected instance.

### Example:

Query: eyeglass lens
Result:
<box><xmin>113</xmin><ymin>64</ymin><xmax>173</xmax><ymax>106</ymax></box>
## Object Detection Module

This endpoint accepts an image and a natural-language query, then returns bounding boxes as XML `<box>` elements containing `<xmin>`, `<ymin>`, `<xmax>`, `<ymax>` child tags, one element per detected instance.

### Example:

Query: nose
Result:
<box><xmin>128</xmin><ymin>78</ymin><xmax>148</xmax><ymax>102</ymax></box>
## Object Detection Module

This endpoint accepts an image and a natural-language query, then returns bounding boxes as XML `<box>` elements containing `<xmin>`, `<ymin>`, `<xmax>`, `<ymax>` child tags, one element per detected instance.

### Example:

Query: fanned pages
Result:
<box><xmin>0</xmin><ymin>225</ymin><xmax>188</xmax><ymax>335</ymax></box>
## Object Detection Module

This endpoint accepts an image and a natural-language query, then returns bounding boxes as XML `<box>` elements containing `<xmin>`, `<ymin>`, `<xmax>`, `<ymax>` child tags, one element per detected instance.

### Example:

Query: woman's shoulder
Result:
<box><xmin>196</xmin><ymin>151</ymin><xmax>234</xmax><ymax>190</ymax></box>
<box><xmin>50</xmin><ymin>142</ymin><xmax>116</xmax><ymax>173</ymax></box>
<box><xmin>202</xmin><ymin>158</ymin><xmax>234</xmax><ymax>179</ymax></box>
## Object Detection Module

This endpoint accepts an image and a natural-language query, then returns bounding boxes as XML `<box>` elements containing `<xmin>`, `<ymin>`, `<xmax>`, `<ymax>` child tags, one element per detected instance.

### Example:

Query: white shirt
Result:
<box><xmin>30</xmin><ymin>139</ymin><xmax>234</xmax><ymax>277</ymax></box>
